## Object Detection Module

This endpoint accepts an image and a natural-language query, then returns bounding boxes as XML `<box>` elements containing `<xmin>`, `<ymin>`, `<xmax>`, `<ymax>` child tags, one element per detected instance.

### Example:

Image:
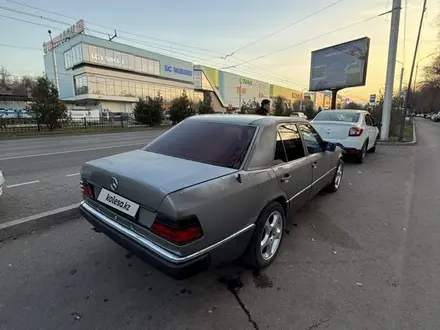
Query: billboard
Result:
<box><xmin>309</xmin><ymin>37</ymin><xmax>370</xmax><ymax>91</ymax></box>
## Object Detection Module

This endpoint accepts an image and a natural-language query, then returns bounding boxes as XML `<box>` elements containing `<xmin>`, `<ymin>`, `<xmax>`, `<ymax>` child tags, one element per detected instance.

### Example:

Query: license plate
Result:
<box><xmin>97</xmin><ymin>188</ymin><xmax>140</xmax><ymax>217</ymax></box>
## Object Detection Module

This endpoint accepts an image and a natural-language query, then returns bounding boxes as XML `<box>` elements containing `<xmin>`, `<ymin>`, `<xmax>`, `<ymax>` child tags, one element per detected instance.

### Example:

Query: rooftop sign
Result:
<box><xmin>43</xmin><ymin>20</ymin><xmax>85</xmax><ymax>54</ymax></box>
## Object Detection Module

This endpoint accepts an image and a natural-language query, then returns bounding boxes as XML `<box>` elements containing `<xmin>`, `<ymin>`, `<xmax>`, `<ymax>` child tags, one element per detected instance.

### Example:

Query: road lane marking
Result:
<box><xmin>66</xmin><ymin>173</ymin><xmax>80</xmax><ymax>177</ymax></box>
<box><xmin>6</xmin><ymin>180</ymin><xmax>40</xmax><ymax>188</ymax></box>
<box><xmin>0</xmin><ymin>143</ymin><xmax>146</xmax><ymax>161</ymax></box>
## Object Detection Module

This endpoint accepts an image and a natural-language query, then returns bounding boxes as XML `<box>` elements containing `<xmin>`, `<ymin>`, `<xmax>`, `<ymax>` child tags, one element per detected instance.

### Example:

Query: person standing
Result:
<box><xmin>256</xmin><ymin>99</ymin><xmax>270</xmax><ymax>116</ymax></box>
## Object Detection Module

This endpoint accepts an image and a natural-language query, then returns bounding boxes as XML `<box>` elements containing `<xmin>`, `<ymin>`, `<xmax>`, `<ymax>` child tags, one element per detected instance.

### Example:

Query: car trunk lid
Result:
<box><xmin>81</xmin><ymin>150</ymin><xmax>237</xmax><ymax>211</ymax></box>
<box><xmin>312</xmin><ymin>121</ymin><xmax>356</xmax><ymax>140</ymax></box>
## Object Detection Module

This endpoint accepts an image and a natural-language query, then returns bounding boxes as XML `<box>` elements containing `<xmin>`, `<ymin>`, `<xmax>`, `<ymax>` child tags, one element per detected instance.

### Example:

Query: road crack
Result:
<box><xmin>304</xmin><ymin>317</ymin><xmax>330</xmax><ymax>330</ymax></box>
<box><xmin>218</xmin><ymin>276</ymin><xmax>259</xmax><ymax>330</ymax></box>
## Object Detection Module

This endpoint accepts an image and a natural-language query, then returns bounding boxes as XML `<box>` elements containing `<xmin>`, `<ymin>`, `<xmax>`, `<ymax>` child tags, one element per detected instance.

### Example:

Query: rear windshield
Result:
<box><xmin>144</xmin><ymin>121</ymin><xmax>256</xmax><ymax>169</ymax></box>
<box><xmin>314</xmin><ymin>111</ymin><xmax>360</xmax><ymax>123</ymax></box>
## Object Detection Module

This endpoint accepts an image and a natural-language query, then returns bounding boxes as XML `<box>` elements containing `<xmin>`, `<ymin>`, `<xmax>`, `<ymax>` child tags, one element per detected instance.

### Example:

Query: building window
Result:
<box><xmin>106</xmin><ymin>78</ymin><xmax>114</xmax><ymax>96</ymax></box>
<box><xmin>121</xmin><ymin>80</ymin><xmax>129</xmax><ymax>96</ymax></box>
<box><xmin>129</xmin><ymin>81</ymin><xmax>136</xmax><ymax>97</ymax></box>
<box><xmin>74</xmin><ymin>74</ymin><xmax>88</xmax><ymax>95</ymax></box>
<box><xmin>136</xmin><ymin>82</ymin><xmax>143</xmax><ymax>98</ymax></box>
<box><xmin>97</xmin><ymin>77</ymin><xmax>106</xmax><ymax>95</ymax></box>
<box><xmin>114</xmin><ymin>79</ymin><xmax>122</xmax><ymax>96</ymax></box>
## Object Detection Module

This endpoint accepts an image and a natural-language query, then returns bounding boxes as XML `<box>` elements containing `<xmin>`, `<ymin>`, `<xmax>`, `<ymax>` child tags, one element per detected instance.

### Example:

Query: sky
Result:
<box><xmin>0</xmin><ymin>0</ymin><xmax>439</xmax><ymax>102</ymax></box>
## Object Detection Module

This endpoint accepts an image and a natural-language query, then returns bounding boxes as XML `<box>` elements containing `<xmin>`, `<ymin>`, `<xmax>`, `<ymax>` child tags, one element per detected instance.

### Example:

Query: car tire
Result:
<box><xmin>369</xmin><ymin>135</ymin><xmax>378</xmax><ymax>153</ymax></box>
<box><xmin>326</xmin><ymin>159</ymin><xmax>344</xmax><ymax>193</ymax></box>
<box><xmin>244</xmin><ymin>201</ymin><xmax>285</xmax><ymax>269</ymax></box>
<box><xmin>355</xmin><ymin>140</ymin><xmax>367</xmax><ymax>164</ymax></box>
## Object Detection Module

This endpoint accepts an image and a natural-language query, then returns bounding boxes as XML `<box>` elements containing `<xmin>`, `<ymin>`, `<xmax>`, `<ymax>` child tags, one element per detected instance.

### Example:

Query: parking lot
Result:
<box><xmin>1</xmin><ymin>118</ymin><xmax>439</xmax><ymax>330</ymax></box>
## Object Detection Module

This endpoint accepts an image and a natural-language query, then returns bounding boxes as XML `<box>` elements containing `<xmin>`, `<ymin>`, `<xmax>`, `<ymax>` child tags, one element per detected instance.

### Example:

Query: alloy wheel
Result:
<box><xmin>260</xmin><ymin>210</ymin><xmax>283</xmax><ymax>260</ymax></box>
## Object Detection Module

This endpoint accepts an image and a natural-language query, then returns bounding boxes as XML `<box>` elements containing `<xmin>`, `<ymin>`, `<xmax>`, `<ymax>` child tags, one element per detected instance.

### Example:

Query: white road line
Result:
<box><xmin>6</xmin><ymin>180</ymin><xmax>40</xmax><ymax>188</ymax></box>
<box><xmin>66</xmin><ymin>173</ymin><xmax>80</xmax><ymax>177</ymax></box>
<box><xmin>0</xmin><ymin>143</ymin><xmax>146</xmax><ymax>161</ymax></box>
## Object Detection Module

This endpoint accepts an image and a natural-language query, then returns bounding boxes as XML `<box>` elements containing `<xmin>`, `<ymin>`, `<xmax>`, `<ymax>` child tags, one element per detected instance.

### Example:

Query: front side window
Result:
<box><xmin>145</xmin><ymin>121</ymin><xmax>256</xmax><ymax>169</ymax></box>
<box><xmin>299</xmin><ymin>124</ymin><xmax>324</xmax><ymax>154</ymax></box>
<box><xmin>277</xmin><ymin>124</ymin><xmax>305</xmax><ymax>161</ymax></box>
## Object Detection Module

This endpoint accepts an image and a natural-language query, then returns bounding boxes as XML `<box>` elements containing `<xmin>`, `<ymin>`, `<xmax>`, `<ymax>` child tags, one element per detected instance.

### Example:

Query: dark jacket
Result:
<box><xmin>255</xmin><ymin>106</ymin><xmax>268</xmax><ymax>116</ymax></box>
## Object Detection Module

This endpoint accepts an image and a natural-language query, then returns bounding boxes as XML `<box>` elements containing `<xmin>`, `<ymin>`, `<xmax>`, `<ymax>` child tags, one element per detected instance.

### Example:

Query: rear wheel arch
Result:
<box><xmin>272</xmin><ymin>196</ymin><xmax>288</xmax><ymax>219</ymax></box>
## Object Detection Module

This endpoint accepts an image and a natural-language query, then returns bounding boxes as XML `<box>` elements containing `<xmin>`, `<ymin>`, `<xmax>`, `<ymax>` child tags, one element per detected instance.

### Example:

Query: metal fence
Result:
<box><xmin>0</xmin><ymin>116</ymin><xmax>170</xmax><ymax>134</ymax></box>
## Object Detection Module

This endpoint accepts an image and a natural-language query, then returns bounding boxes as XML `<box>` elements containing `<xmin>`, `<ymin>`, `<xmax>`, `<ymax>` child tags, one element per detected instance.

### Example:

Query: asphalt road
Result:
<box><xmin>0</xmin><ymin>130</ymin><xmax>167</xmax><ymax>223</ymax></box>
<box><xmin>1</xmin><ymin>118</ymin><xmax>439</xmax><ymax>329</ymax></box>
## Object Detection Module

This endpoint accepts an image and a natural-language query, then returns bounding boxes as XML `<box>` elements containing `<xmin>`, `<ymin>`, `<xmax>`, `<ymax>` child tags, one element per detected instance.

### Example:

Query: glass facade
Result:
<box><xmin>74</xmin><ymin>73</ymin><xmax>203</xmax><ymax>103</ymax></box>
<box><xmin>64</xmin><ymin>44</ymin><xmax>160</xmax><ymax>76</ymax></box>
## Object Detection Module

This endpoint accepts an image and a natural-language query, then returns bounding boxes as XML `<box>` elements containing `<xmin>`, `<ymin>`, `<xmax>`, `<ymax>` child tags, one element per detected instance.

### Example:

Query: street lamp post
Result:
<box><xmin>413</xmin><ymin>53</ymin><xmax>435</xmax><ymax>90</ymax></box>
<box><xmin>48</xmin><ymin>30</ymin><xmax>59</xmax><ymax>92</ymax></box>
<box><xmin>396</xmin><ymin>60</ymin><xmax>404</xmax><ymax>97</ymax></box>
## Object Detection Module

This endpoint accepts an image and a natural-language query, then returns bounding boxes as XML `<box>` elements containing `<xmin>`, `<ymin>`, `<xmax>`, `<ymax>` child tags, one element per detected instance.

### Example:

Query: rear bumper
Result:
<box><xmin>80</xmin><ymin>201</ymin><xmax>254</xmax><ymax>279</ymax></box>
<box><xmin>323</xmin><ymin>137</ymin><xmax>364</xmax><ymax>154</ymax></box>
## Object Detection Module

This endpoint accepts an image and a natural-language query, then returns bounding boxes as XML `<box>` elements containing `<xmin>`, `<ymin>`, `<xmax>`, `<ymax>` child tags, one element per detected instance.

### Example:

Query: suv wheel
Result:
<box><xmin>244</xmin><ymin>201</ymin><xmax>285</xmax><ymax>269</ymax></box>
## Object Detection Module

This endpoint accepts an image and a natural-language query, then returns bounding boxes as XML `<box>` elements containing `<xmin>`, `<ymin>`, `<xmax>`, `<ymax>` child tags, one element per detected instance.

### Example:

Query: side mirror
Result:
<box><xmin>325</xmin><ymin>142</ymin><xmax>336</xmax><ymax>152</ymax></box>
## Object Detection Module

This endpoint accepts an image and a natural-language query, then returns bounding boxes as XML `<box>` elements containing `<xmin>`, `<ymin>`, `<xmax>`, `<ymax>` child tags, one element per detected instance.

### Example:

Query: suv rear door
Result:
<box><xmin>272</xmin><ymin>124</ymin><xmax>312</xmax><ymax>212</ymax></box>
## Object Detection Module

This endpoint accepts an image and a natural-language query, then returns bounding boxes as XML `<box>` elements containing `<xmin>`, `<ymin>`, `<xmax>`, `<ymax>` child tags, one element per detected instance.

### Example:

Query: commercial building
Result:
<box><xmin>43</xmin><ymin>22</ymin><xmax>202</xmax><ymax>115</ymax></box>
<box><xmin>43</xmin><ymin>20</ymin><xmax>329</xmax><ymax>116</ymax></box>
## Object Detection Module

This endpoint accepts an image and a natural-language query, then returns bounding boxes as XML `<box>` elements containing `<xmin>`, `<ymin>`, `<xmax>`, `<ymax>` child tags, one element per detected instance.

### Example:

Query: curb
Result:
<box><xmin>0</xmin><ymin>203</ymin><xmax>80</xmax><ymax>241</ymax></box>
<box><xmin>378</xmin><ymin>120</ymin><xmax>417</xmax><ymax>146</ymax></box>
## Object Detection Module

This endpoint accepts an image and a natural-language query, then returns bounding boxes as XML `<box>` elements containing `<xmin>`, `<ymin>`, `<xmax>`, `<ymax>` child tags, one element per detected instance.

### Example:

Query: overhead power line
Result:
<box><xmin>5</xmin><ymin>0</ymin><xmax>224</xmax><ymax>57</ymax></box>
<box><xmin>221</xmin><ymin>8</ymin><xmax>394</xmax><ymax>70</ymax></box>
<box><xmin>0</xmin><ymin>13</ymin><xmax>64</xmax><ymax>31</ymax></box>
<box><xmin>3</xmin><ymin>0</ymin><xmax>313</xmax><ymax>85</ymax></box>
<box><xmin>0</xmin><ymin>43</ymin><xmax>41</xmax><ymax>51</ymax></box>
<box><xmin>223</xmin><ymin>0</ymin><xmax>345</xmax><ymax>59</ymax></box>
<box><xmin>0</xmin><ymin>9</ymin><xmax>308</xmax><ymax>89</ymax></box>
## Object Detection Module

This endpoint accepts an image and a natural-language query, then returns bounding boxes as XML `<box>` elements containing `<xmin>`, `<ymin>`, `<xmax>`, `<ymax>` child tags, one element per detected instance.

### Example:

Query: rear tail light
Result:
<box><xmin>80</xmin><ymin>180</ymin><xmax>94</xmax><ymax>199</ymax></box>
<box><xmin>151</xmin><ymin>215</ymin><xmax>203</xmax><ymax>245</ymax></box>
<box><xmin>349</xmin><ymin>127</ymin><xmax>363</xmax><ymax>136</ymax></box>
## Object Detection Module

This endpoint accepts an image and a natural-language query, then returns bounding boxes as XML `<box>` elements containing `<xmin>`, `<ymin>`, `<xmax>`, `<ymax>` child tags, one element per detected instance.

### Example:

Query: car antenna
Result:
<box><xmin>236</xmin><ymin>173</ymin><xmax>242</xmax><ymax>184</ymax></box>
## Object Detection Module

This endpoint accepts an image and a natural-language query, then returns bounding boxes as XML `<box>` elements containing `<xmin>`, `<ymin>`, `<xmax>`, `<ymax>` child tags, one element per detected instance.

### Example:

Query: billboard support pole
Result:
<box><xmin>331</xmin><ymin>89</ymin><xmax>340</xmax><ymax>109</ymax></box>
<box><xmin>398</xmin><ymin>0</ymin><xmax>427</xmax><ymax>141</ymax></box>
<box><xmin>380</xmin><ymin>0</ymin><xmax>402</xmax><ymax>141</ymax></box>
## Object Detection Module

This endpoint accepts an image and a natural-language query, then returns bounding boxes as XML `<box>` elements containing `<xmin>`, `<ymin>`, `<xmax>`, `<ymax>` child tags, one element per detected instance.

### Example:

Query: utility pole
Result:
<box><xmin>399</xmin><ymin>0</ymin><xmax>428</xmax><ymax>140</ymax></box>
<box><xmin>380</xmin><ymin>0</ymin><xmax>402</xmax><ymax>141</ymax></box>
<box><xmin>48</xmin><ymin>30</ymin><xmax>59</xmax><ymax>92</ymax></box>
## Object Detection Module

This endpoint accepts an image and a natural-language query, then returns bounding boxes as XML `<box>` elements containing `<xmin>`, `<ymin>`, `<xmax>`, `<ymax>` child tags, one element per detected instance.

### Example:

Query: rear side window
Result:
<box><xmin>274</xmin><ymin>124</ymin><xmax>305</xmax><ymax>162</ymax></box>
<box><xmin>144</xmin><ymin>121</ymin><xmax>256</xmax><ymax>169</ymax></box>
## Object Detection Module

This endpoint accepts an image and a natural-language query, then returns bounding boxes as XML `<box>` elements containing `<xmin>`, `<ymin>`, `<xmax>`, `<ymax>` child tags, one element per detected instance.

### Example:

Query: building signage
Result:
<box><xmin>239</xmin><ymin>77</ymin><xmax>253</xmax><ymax>86</ymax></box>
<box><xmin>91</xmin><ymin>53</ymin><xmax>123</xmax><ymax>65</ymax></box>
<box><xmin>43</xmin><ymin>19</ymin><xmax>85</xmax><ymax>54</ymax></box>
<box><xmin>164</xmin><ymin>65</ymin><xmax>192</xmax><ymax>76</ymax></box>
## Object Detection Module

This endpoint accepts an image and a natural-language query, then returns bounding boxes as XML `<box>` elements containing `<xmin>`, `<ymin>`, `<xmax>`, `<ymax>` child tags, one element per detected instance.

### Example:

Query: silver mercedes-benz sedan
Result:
<box><xmin>80</xmin><ymin>115</ymin><xmax>343</xmax><ymax>279</ymax></box>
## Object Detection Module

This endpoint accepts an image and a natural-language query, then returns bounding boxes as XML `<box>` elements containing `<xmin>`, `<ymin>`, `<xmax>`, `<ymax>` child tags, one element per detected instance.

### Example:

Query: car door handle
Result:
<box><xmin>280</xmin><ymin>174</ymin><xmax>291</xmax><ymax>183</ymax></box>
<box><xmin>312</xmin><ymin>161</ymin><xmax>318</xmax><ymax>168</ymax></box>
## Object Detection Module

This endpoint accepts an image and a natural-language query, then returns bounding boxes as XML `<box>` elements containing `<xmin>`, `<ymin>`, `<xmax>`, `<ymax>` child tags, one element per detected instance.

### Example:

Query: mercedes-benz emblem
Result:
<box><xmin>110</xmin><ymin>177</ymin><xmax>118</xmax><ymax>191</ymax></box>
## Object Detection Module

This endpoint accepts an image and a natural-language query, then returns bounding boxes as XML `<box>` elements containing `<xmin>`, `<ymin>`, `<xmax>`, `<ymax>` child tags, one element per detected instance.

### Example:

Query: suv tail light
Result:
<box><xmin>80</xmin><ymin>180</ymin><xmax>94</xmax><ymax>199</ymax></box>
<box><xmin>151</xmin><ymin>215</ymin><xmax>203</xmax><ymax>245</ymax></box>
<box><xmin>349</xmin><ymin>127</ymin><xmax>363</xmax><ymax>136</ymax></box>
